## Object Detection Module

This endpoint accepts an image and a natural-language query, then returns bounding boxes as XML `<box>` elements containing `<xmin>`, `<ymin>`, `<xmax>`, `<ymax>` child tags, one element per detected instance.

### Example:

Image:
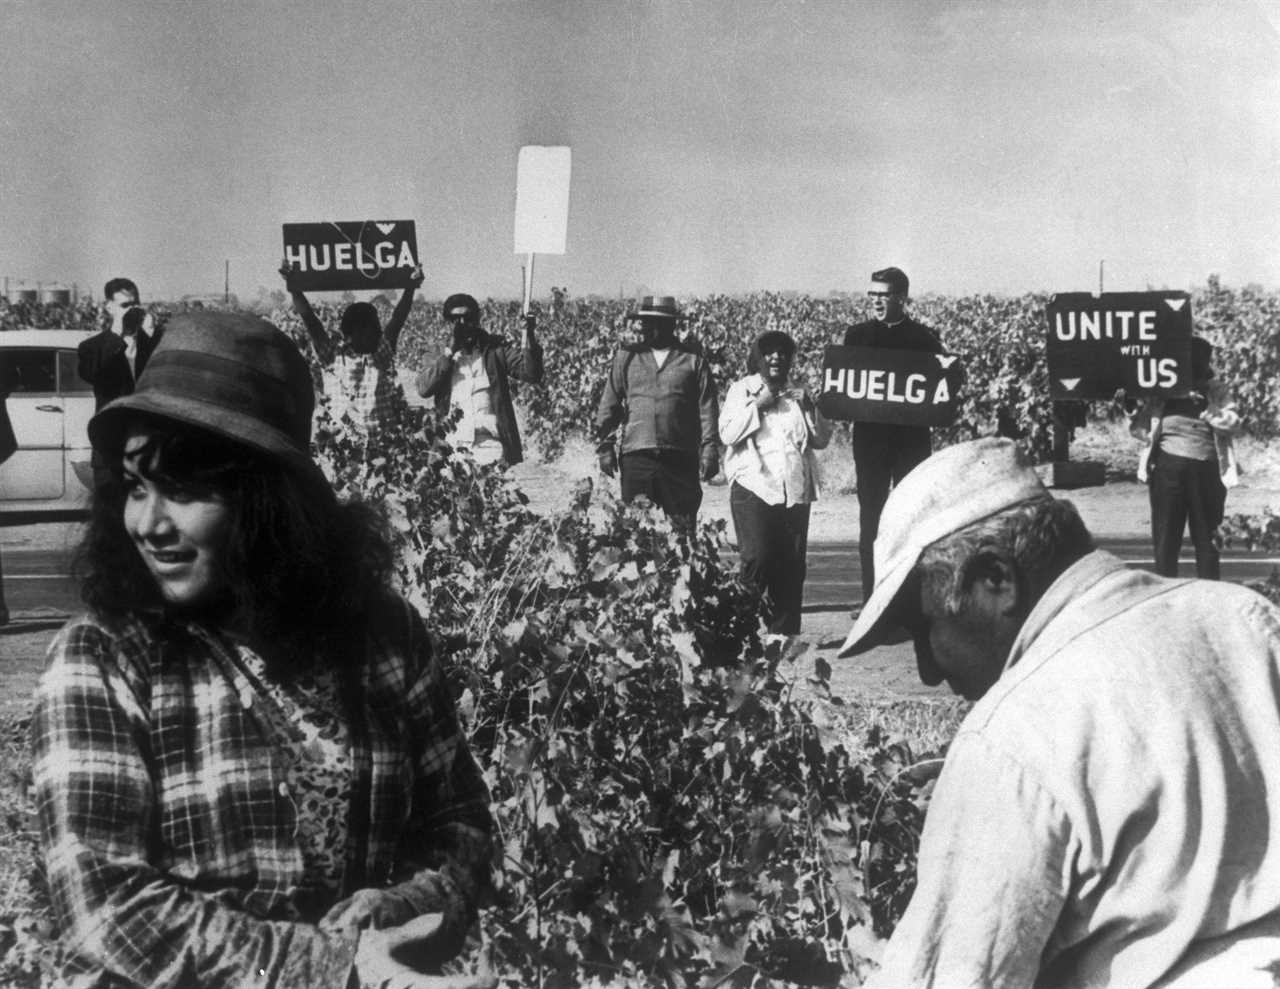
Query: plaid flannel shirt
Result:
<box><xmin>325</xmin><ymin>337</ymin><xmax>398</xmax><ymax>435</ymax></box>
<box><xmin>31</xmin><ymin>596</ymin><xmax>492</xmax><ymax>989</ymax></box>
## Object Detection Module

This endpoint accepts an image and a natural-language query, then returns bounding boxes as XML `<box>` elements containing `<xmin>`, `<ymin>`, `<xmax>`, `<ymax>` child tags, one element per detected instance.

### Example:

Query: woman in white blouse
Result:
<box><xmin>719</xmin><ymin>331</ymin><xmax>832</xmax><ymax>633</ymax></box>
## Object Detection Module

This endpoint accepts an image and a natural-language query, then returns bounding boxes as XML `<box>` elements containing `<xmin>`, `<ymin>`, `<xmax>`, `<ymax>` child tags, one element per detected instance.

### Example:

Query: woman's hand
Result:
<box><xmin>355</xmin><ymin>913</ymin><xmax>496</xmax><ymax>989</ymax></box>
<box><xmin>754</xmin><ymin>385</ymin><xmax>778</xmax><ymax>410</ymax></box>
<box><xmin>321</xmin><ymin>888</ymin><xmax>417</xmax><ymax>942</ymax></box>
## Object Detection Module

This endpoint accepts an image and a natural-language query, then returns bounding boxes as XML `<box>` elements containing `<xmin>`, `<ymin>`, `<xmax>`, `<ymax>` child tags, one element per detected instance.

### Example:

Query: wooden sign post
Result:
<box><xmin>513</xmin><ymin>146</ymin><xmax>571</xmax><ymax>316</ymax></box>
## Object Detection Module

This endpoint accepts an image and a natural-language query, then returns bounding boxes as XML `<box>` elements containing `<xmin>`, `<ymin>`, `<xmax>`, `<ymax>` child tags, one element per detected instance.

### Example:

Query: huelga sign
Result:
<box><xmin>281</xmin><ymin>221</ymin><xmax>420</xmax><ymax>292</ymax></box>
<box><xmin>1045</xmin><ymin>291</ymin><xmax>1193</xmax><ymax>399</ymax></box>
<box><xmin>818</xmin><ymin>346</ymin><xmax>963</xmax><ymax>426</ymax></box>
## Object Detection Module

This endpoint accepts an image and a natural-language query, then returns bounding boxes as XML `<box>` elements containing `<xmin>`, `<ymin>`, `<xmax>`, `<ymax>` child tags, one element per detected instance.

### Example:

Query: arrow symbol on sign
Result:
<box><xmin>1165</xmin><ymin>298</ymin><xmax>1186</xmax><ymax>311</ymax></box>
<box><xmin>375</xmin><ymin>222</ymin><xmax>396</xmax><ymax>235</ymax></box>
<box><xmin>1059</xmin><ymin>378</ymin><xmax>1081</xmax><ymax>392</ymax></box>
<box><xmin>936</xmin><ymin>355</ymin><xmax>958</xmax><ymax>369</ymax></box>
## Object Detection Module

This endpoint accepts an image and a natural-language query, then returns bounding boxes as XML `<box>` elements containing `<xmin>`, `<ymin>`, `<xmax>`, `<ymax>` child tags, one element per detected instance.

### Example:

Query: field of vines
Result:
<box><xmin>364</xmin><ymin>275</ymin><xmax>1279</xmax><ymax>463</ymax></box>
<box><xmin>1</xmin><ymin>278</ymin><xmax>1277</xmax><ymax>986</ymax></box>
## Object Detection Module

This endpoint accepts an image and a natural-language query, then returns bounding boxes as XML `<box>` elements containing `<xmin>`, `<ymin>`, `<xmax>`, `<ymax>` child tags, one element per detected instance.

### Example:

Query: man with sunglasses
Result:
<box><xmin>842</xmin><ymin>438</ymin><xmax>1280</xmax><ymax>989</ymax></box>
<box><xmin>842</xmin><ymin>266</ymin><xmax>943</xmax><ymax>610</ymax></box>
<box><xmin>78</xmin><ymin>277</ymin><xmax>162</xmax><ymax>487</ymax></box>
<box><xmin>416</xmin><ymin>294</ymin><xmax>543</xmax><ymax>466</ymax></box>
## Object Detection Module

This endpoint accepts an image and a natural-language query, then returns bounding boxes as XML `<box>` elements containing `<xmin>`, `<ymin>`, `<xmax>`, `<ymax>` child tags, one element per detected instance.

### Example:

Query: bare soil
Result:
<box><xmin>5</xmin><ymin>423</ymin><xmax>1279</xmax><ymax>715</ymax></box>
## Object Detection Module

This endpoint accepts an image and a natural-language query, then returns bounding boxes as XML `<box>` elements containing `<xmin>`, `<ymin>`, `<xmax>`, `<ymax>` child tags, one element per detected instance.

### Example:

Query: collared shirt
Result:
<box><xmin>325</xmin><ymin>336</ymin><xmax>397</xmax><ymax>435</ymax></box>
<box><xmin>719</xmin><ymin>373</ymin><xmax>832</xmax><ymax>507</ymax></box>
<box><xmin>869</xmin><ymin>551</ymin><xmax>1280</xmax><ymax>988</ymax></box>
<box><xmin>31</xmin><ymin>598</ymin><xmax>492</xmax><ymax>989</ymax></box>
<box><xmin>449</xmin><ymin>351</ymin><xmax>504</xmax><ymax>464</ymax></box>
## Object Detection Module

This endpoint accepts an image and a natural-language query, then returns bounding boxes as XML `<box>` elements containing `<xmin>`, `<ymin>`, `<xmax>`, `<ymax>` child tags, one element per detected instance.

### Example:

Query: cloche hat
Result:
<box><xmin>89</xmin><ymin>311</ymin><xmax>316</xmax><ymax>473</ymax></box>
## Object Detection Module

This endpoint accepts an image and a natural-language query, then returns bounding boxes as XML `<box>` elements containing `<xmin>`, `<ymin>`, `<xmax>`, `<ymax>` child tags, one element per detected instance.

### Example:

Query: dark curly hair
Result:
<box><xmin>77</xmin><ymin>416</ymin><xmax>395</xmax><ymax>660</ymax></box>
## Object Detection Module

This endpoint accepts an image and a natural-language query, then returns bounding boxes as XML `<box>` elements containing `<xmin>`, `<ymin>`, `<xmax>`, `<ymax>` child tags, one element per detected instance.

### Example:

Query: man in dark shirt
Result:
<box><xmin>77</xmin><ymin>277</ymin><xmax>161</xmax><ymax>488</ymax></box>
<box><xmin>842</xmin><ymin>267</ymin><xmax>943</xmax><ymax>607</ymax></box>
<box><xmin>78</xmin><ymin>278</ymin><xmax>160</xmax><ymax>413</ymax></box>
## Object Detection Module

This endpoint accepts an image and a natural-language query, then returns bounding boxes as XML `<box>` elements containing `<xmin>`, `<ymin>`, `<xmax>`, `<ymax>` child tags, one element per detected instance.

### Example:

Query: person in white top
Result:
<box><xmin>719</xmin><ymin>330</ymin><xmax>831</xmax><ymax>633</ymax></box>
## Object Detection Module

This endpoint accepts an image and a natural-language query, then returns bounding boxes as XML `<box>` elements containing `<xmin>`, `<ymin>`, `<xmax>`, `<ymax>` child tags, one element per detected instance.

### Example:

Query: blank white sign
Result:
<box><xmin>514</xmin><ymin>146</ymin><xmax>571</xmax><ymax>254</ymax></box>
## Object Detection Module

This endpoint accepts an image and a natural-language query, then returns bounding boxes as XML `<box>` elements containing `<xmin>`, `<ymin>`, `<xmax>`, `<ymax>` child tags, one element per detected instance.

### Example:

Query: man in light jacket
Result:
<box><xmin>842</xmin><ymin>437</ymin><xmax>1280</xmax><ymax>989</ymax></box>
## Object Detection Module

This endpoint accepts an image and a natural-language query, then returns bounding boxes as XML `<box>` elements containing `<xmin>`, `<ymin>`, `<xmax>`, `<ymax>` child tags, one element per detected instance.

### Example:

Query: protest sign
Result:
<box><xmin>1045</xmin><ymin>291</ymin><xmax>1193</xmax><ymax>399</ymax></box>
<box><xmin>281</xmin><ymin>221</ymin><xmax>419</xmax><ymax>292</ymax></box>
<box><xmin>818</xmin><ymin>346</ymin><xmax>963</xmax><ymax>426</ymax></box>
<box><xmin>514</xmin><ymin>146</ymin><xmax>571</xmax><ymax>314</ymax></box>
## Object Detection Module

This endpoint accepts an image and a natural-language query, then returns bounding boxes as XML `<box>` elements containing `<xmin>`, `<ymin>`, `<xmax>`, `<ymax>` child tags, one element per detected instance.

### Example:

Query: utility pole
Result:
<box><xmin>224</xmin><ymin>260</ymin><xmax>230</xmax><ymax>305</ymax></box>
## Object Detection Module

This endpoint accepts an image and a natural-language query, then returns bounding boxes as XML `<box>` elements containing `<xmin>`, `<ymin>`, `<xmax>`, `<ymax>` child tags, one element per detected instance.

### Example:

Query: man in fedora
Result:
<box><xmin>594</xmin><ymin>295</ymin><xmax>719</xmax><ymax>526</ymax></box>
<box><xmin>842</xmin><ymin>266</ymin><xmax>943</xmax><ymax>611</ymax></box>
<box><xmin>842</xmin><ymin>437</ymin><xmax>1280</xmax><ymax>989</ymax></box>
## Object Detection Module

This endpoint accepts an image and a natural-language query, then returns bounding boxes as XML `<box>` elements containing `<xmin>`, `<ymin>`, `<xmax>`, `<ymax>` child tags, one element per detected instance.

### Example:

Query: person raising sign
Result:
<box><xmin>415</xmin><ymin>293</ymin><xmax>543</xmax><ymax>467</ymax></box>
<box><xmin>842</xmin><ymin>267</ymin><xmax>943</xmax><ymax>612</ymax></box>
<box><xmin>279</xmin><ymin>258</ymin><xmax>425</xmax><ymax>438</ymax></box>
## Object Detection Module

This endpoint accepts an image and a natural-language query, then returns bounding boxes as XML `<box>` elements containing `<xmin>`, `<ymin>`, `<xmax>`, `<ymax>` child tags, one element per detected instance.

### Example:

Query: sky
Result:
<box><xmin>1</xmin><ymin>0</ymin><xmax>1277</xmax><ymax>304</ymax></box>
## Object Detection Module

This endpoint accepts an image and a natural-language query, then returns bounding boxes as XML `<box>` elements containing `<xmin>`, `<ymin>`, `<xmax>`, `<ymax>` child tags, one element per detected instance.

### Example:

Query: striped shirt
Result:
<box><xmin>31</xmin><ymin>596</ymin><xmax>492</xmax><ymax>988</ymax></box>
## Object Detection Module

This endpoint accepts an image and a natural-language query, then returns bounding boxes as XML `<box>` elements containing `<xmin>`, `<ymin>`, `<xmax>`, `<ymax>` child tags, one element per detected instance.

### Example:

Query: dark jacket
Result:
<box><xmin>594</xmin><ymin>341</ymin><xmax>719</xmax><ymax>458</ymax></box>
<box><xmin>416</xmin><ymin>332</ymin><xmax>543</xmax><ymax>465</ymax></box>
<box><xmin>78</xmin><ymin>326</ymin><xmax>162</xmax><ymax>413</ymax></box>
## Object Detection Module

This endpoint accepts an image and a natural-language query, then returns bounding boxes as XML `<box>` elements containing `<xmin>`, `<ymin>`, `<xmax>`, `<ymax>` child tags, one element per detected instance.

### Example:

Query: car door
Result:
<box><xmin>57</xmin><ymin>347</ymin><xmax>96</xmax><ymax>491</ymax></box>
<box><xmin>0</xmin><ymin>347</ymin><xmax>66</xmax><ymax>500</ymax></box>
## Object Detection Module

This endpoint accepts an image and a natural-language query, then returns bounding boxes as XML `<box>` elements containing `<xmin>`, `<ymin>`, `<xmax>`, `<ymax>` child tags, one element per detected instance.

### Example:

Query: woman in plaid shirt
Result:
<box><xmin>30</xmin><ymin>312</ymin><xmax>494</xmax><ymax>988</ymax></box>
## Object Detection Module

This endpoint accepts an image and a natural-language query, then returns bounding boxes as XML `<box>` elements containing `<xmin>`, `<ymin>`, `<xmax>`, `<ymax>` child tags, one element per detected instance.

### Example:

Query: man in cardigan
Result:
<box><xmin>594</xmin><ymin>295</ymin><xmax>720</xmax><ymax>527</ymax></box>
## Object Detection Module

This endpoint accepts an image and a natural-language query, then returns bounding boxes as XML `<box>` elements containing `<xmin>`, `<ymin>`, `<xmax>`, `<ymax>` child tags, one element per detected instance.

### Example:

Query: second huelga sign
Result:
<box><xmin>1045</xmin><ymin>291</ymin><xmax>1193</xmax><ymax>399</ymax></box>
<box><xmin>818</xmin><ymin>346</ymin><xmax>963</xmax><ymax>426</ymax></box>
<box><xmin>281</xmin><ymin>221</ymin><xmax>420</xmax><ymax>292</ymax></box>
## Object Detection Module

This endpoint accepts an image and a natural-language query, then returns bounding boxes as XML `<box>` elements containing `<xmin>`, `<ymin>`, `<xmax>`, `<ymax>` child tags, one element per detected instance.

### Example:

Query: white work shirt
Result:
<box><xmin>718</xmin><ymin>373</ymin><xmax>831</xmax><ymax>507</ymax></box>
<box><xmin>449</xmin><ymin>351</ymin><xmax>503</xmax><ymax>464</ymax></box>
<box><xmin>869</xmin><ymin>551</ymin><xmax>1280</xmax><ymax>989</ymax></box>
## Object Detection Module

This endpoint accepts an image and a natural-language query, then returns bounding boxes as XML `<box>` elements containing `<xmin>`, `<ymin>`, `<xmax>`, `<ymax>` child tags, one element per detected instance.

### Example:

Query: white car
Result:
<box><xmin>1</xmin><ymin>328</ymin><xmax>96</xmax><ymax>521</ymax></box>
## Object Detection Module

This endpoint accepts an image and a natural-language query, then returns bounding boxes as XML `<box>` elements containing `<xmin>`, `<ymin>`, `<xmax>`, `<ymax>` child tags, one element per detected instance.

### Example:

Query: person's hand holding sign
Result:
<box><xmin>278</xmin><ymin>258</ymin><xmax>301</xmax><ymax>292</ymax></box>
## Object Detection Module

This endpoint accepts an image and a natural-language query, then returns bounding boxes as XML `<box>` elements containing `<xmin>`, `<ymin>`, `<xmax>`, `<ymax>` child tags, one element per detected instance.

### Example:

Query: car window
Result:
<box><xmin>57</xmin><ymin>350</ymin><xmax>93</xmax><ymax>394</ymax></box>
<box><xmin>5</xmin><ymin>350</ymin><xmax>57</xmax><ymax>394</ymax></box>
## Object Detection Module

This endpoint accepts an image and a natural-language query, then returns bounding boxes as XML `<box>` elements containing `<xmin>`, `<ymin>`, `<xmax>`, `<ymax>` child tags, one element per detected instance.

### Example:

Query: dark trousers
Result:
<box><xmin>620</xmin><ymin>450</ymin><xmax>702</xmax><ymax>527</ymax></box>
<box><xmin>854</xmin><ymin>425</ymin><xmax>932</xmax><ymax>602</ymax></box>
<box><xmin>730</xmin><ymin>482</ymin><xmax>811</xmax><ymax>634</ymax></box>
<box><xmin>1148</xmin><ymin>451</ymin><xmax>1226</xmax><ymax>579</ymax></box>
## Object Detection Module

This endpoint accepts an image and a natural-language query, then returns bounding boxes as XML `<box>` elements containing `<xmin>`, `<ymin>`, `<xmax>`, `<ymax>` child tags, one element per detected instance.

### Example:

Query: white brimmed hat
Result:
<box><xmin>838</xmin><ymin>438</ymin><xmax>1052</xmax><ymax>657</ymax></box>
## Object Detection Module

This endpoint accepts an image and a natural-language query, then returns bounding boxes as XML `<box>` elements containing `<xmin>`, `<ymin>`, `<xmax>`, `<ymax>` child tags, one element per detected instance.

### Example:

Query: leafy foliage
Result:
<box><xmin>1217</xmin><ymin>506</ymin><xmax>1280</xmax><ymax>606</ymax></box>
<box><xmin>264</xmin><ymin>277</ymin><xmax>1280</xmax><ymax>464</ymax></box>
<box><xmin>307</xmin><ymin>384</ymin><xmax>946</xmax><ymax>986</ymax></box>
